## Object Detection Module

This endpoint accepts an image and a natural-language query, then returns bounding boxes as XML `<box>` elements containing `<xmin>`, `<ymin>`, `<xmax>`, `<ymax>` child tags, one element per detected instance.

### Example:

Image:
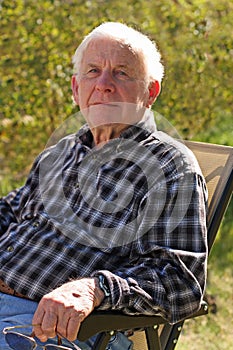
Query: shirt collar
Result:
<box><xmin>76</xmin><ymin>109</ymin><xmax>157</xmax><ymax>147</ymax></box>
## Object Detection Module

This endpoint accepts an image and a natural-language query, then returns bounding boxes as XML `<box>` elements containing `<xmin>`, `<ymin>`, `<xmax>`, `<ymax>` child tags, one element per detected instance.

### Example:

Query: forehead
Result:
<box><xmin>81</xmin><ymin>37</ymin><xmax>144</xmax><ymax>68</ymax></box>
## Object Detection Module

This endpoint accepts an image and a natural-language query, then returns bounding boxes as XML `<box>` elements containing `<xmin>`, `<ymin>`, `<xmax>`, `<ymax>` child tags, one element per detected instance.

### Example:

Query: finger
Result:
<box><xmin>66</xmin><ymin>313</ymin><xmax>85</xmax><ymax>341</ymax></box>
<box><xmin>40</xmin><ymin>309</ymin><xmax>58</xmax><ymax>339</ymax></box>
<box><xmin>33</xmin><ymin>303</ymin><xmax>58</xmax><ymax>341</ymax></box>
<box><xmin>33</xmin><ymin>302</ymin><xmax>45</xmax><ymax>325</ymax></box>
<box><xmin>56</xmin><ymin>311</ymin><xmax>71</xmax><ymax>338</ymax></box>
<box><xmin>32</xmin><ymin>308</ymin><xmax>48</xmax><ymax>342</ymax></box>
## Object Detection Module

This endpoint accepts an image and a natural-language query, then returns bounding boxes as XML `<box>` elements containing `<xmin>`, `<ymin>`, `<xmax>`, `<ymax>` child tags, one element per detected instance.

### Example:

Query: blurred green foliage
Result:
<box><xmin>0</xmin><ymin>0</ymin><xmax>232</xmax><ymax>188</ymax></box>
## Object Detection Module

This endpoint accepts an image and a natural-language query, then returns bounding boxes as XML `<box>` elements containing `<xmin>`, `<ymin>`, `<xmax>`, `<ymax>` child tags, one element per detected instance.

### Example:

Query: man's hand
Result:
<box><xmin>32</xmin><ymin>278</ymin><xmax>104</xmax><ymax>342</ymax></box>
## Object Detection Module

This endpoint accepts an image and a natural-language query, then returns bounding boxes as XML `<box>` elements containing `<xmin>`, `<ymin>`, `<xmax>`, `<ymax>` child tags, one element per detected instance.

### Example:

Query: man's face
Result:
<box><xmin>72</xmin><ymin>38</ymin><xmax>157</xmax><ymax>128</ymax></box>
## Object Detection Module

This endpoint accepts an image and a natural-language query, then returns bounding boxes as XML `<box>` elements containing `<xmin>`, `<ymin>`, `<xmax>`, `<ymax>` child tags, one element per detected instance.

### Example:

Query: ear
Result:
<box><xmin>71</xmin><ymin>75</ymin><xmax>79</xmax><ymax>105</ymax></box>
<box><xmin>147</xmin><ymin>80</ymin><xmax>161</xmax><ymax>107</ymax></box>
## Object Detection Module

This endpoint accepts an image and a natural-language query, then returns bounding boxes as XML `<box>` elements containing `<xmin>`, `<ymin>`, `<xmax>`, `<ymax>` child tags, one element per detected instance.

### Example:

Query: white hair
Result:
<box><xmin>72</xmin><ymin>22</ymin><xmax>164</xmax><ymax>84</ymax></box>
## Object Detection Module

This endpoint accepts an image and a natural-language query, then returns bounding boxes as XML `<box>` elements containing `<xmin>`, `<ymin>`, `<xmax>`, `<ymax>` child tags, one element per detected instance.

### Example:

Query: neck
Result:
<box><xmin>91</xmin><ymin>124</ymin><xmax>128</xmax><ymax>146</ymax></box>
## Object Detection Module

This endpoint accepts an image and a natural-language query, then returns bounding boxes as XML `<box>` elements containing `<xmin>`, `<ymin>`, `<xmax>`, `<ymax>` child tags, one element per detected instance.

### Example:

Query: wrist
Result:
<box><xmin>97</xmin><ymin>274</ymin><xmax>110</xmax><ymax>297</ymax></box>
<box><xmin>94</xmin><ymin>274</ymin><xmax>111</xmax><ymax>307</ymax></box>
<box><xmin>93</xmin><ymin>277</ymin><xmax>105</xmax><ymax>307</ymax></box>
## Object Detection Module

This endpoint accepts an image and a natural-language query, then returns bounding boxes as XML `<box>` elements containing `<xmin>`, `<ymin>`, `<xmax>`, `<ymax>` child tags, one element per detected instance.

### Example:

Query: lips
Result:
<box><xmin>90</xmin><ymin>102</ymin><xmax>114</xmax><ymax>106</ymax></box>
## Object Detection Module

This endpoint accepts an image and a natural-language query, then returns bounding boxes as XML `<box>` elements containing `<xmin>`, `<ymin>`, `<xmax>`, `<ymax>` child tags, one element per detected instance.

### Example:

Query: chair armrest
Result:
<box><xmin>77</xmin><ymin>301</ymin><xmax>208</xmax><ymax>341</ymax></box>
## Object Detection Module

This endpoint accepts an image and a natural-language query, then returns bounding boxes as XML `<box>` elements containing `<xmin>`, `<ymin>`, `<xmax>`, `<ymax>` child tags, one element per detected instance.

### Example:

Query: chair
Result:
<box><xmin>77</xmin><ymin>140</ymin><xmax>233</xmax><ymax>350</ymax></box>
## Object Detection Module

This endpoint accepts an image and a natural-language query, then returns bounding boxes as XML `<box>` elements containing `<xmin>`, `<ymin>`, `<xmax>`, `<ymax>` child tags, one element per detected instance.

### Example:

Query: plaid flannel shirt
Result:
<box><xmin>0</xmin><ymin>112</ymin><xmax>208</xmax><ymax>324</ymax></box>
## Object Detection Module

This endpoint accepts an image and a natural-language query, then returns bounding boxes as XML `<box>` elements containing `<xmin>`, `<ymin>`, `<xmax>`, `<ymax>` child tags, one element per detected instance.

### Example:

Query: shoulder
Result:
<box><xmin>39</xmin><ymin>133</ymin><xmax>78</xmax><ymax>159</ymax></box>
<box><xmin>148</xmin><ymin>131</ymin><xmax>203</xmax><ymax>178</ymax></box>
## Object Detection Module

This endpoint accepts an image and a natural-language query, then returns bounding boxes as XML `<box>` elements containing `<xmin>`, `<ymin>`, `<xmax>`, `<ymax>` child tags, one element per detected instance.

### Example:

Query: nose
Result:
<box><xmin>95</xmin><ymin>70</ymin><xmax>115</xmax><ymax>93</ymax></box>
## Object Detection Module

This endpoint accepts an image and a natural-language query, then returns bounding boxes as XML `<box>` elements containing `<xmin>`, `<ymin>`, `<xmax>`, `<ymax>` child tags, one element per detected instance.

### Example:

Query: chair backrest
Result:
<box><xmin>77</xmin><ymin>140</ymin><xmax>233</xmax><ymax>350</ymax></box>
<box><xmin>184</xmin><ymin>140</ymin><xmax>233</xmax><ymax>250</ymax></box>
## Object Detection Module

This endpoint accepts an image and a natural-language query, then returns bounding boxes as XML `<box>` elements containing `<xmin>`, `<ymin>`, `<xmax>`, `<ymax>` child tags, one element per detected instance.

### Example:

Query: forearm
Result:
<box><xmin>92</xmin><ymin>247</ymin><xmax>207</xmax><ymax>324</ymax></box>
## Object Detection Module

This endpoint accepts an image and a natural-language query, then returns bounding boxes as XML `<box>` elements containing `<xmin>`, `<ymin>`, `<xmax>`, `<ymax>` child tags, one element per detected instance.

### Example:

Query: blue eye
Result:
<box><xmin>88</xmin><ymin>68</ymin><xmax>98</xmax><ymax>73</ymax></box>
<box><xmin>115</xmin><ymin>70</ymin><xmax>129</xmax><ymax>79</ymax></box>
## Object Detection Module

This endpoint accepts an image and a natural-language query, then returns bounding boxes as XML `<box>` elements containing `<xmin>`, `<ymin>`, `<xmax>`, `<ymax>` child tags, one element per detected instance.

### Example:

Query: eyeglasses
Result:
<box><xmin>3</xmin><ymin>324</ymin><xmax>81</xmax><ymax>350</ymax></box>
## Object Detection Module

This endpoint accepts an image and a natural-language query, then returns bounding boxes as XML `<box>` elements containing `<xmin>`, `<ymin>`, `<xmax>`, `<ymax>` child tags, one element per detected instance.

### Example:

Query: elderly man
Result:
<box><xmin>0</xmin><ymin>22</ymin><xmax>208</xmax><ymax>349</ymax></box>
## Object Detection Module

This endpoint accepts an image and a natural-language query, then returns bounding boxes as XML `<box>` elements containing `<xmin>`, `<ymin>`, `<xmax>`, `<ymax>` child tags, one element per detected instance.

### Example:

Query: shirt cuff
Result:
<box><xmin>91</xmin><ymin>270</ymin><xmax>131</xmax><ymax>311</ymax></box>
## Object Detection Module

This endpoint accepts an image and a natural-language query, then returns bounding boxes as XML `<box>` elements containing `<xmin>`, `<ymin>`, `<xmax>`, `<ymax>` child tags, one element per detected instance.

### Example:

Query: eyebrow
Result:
<box><xmin>85</xmin><ymin>63</ymin><xmax>130</xmax><ymax>69</ymax></box>
<box><xmin>115</xmin><ymin>64</ymin><xmax>130</xmax><ymax>69</ymax></box>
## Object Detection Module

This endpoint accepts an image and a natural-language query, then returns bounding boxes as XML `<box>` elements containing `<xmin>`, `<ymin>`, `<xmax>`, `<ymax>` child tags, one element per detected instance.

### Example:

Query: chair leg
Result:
<box><xmin>145</xmin><ymin>326</ymin><xmax>162</xmax><ymax>350</ymax></box>
<box><xmin>160</xmin><ymin>321</ymin><xmax>184</xmax><ymax>350</ymax></box>
<box><xmin>92</xmin><ymin>331</ymin><xmax>113</xmax><ymax>350</ymax></box>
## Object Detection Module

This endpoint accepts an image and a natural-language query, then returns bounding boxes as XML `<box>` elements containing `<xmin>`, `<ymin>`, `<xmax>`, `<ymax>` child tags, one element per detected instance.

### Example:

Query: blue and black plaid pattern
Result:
<box><xmin>0</xmin><ymin>115</ymin><xmax>208</xmax><ymax>324</ymax></box>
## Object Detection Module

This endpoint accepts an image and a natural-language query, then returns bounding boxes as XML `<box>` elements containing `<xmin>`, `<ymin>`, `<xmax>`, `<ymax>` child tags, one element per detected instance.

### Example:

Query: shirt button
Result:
<box><xmin>7</xmin><ymin>246</ymin><xmax>14</xmax><ymax>252</ymax></box>
<box><xmin>32</xmin><ymin>221</ymin><xmax>40</xmax><ymax>227</ymax></box>
<box><xmin>25</xmin><ymin>214</ymin><xmax>32</xmax><ymax>220</ymax></box>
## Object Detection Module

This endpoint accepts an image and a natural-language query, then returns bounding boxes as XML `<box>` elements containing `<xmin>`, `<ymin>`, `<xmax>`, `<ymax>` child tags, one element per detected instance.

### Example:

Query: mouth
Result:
<box><xmin>90</xmin><ymin>102</ymin><xmax>119</xmax><ymax>107</ymax></box>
